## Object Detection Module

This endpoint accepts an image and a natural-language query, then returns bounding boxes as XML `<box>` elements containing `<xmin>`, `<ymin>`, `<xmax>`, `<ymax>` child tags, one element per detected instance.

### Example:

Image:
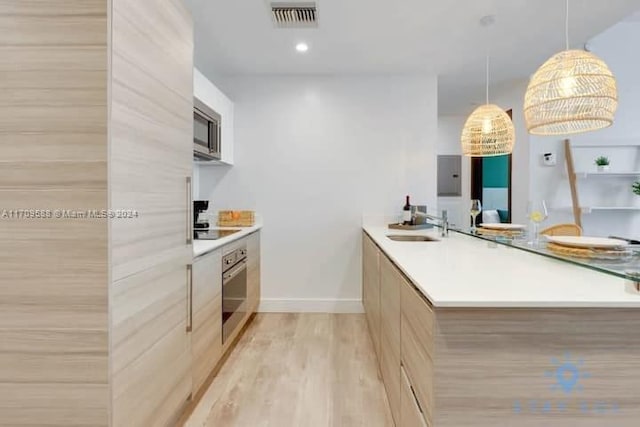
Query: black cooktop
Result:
<box><xmin>194</xmin><ymin>229</ymin><xmax>240</xmax><ymax>240</ymax></box>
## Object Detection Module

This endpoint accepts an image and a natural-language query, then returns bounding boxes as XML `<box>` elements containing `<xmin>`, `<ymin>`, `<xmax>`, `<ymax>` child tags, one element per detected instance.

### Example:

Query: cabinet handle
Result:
<box><xmin>402</xmin><ymin>364</ymin><xmax>429</xmax><ymax>426</ymax></box>
<box><xmin>186</xmin><ymin>176</ymin><xmax>192</xmax><ymax>245</ymax></box>
<box><xmin>410</xmin><ymin>382</ymin><xmax>425</xmax><ymax>416</ymax></box>
<box><xmin>186</xmin><ymin>264</ymin><xmax>193</xmax><ymax>332</ymax></box>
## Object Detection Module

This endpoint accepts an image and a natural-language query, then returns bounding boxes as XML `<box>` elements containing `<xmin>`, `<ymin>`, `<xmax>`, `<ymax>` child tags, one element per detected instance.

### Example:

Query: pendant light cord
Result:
<box><xmin>565</xmin><ymin>0</ymin><xmax>570</xmax><ymax>50</ymax></box>
<box><xmin>485</xmin><ymin>55</ymin><xmax>489</xmax><ymax>104</ymax></box>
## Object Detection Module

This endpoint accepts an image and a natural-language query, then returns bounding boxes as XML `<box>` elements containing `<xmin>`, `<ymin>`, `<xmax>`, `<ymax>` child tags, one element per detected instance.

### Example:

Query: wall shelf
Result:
<box><xmin>576</xmin><ymin>172</ymin><xmax>640</xmax><ymax>178</ymax></box>
<box><xmin>565</xmin><ymin>140</ymin><xmax>640</xmax><ymax>227</ymax></box>
<box><xmin>571</xmin><ymin>144</ymin><xmax>640</xmax><ymax>148</ymax></box>
<box><xmin>581</xmin><ymin>206</ymin><xmax>640</xmax><ymax>214</ymax></box>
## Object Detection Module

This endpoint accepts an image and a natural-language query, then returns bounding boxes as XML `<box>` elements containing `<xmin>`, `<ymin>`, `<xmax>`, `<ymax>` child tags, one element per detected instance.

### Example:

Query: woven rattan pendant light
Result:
<box><xmin>461</xmin><ymin>55</ymin><xmax>515</xmax><ymax>157</ymax></box>
<box><xmin>524</xmin><ymin>0</ymin><xmax>618</xmax><ymax>135</ymax></box>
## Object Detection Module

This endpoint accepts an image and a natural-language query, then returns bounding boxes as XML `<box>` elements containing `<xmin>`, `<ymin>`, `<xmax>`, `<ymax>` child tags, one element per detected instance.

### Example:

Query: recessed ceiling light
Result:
<box><xmin>296</xmin><ymin>42</ymin><xmax>309</xmax><ymax>53</ymax></box>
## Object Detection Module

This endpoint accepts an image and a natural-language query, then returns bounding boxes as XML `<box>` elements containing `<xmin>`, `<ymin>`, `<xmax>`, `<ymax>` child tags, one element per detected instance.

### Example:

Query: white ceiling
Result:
<box><xmin>185</xmin><ymin>0</ymin><xmax>640</xmax><ymax>114</ymax></box>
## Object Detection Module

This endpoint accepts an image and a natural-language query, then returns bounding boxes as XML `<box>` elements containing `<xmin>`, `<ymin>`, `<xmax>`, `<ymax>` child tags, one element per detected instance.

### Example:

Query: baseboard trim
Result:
<box><xmin>258</xmin><ymin>298</ymin><xmax>364</xmax><ymax>314</ymax></box>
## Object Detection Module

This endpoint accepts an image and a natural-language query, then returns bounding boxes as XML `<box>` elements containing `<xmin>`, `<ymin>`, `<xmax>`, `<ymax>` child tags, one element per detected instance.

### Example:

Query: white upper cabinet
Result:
<box><xmin>194</xmin><ymin>68</ymin><xmax>234</xmax><ymax>165</ymax></box>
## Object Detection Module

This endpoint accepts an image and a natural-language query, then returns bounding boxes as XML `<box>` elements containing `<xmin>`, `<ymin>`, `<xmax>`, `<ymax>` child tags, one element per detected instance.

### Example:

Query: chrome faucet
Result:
<box><xmin>418</xmin><ymin>210</ymin><xmax>449</xmax><ymax>237</ymax></box>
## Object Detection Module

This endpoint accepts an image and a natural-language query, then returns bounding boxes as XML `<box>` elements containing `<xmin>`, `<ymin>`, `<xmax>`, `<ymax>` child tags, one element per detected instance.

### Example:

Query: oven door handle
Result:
<box><xmin>223</xmin><ymin>260</ymin><xmax>247</xmax><ymax>282</ymax></box>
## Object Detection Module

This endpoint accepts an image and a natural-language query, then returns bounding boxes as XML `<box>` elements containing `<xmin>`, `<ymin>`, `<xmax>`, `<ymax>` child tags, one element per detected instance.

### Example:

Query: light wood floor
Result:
<box><xmin>185</xmin><ymin>313</ymin><xmax>394</xmax><ymax>427</ymax></box>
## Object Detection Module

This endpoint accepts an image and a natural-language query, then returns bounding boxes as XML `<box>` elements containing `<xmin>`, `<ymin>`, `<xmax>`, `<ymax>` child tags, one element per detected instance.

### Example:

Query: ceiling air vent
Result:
<box><xmin>271</xmin><ymin>2</ymin><xmax>318</xmax><ymax>28</ymax></box>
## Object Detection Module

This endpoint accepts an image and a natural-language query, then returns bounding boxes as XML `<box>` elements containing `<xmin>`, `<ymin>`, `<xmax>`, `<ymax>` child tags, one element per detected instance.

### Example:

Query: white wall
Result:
<box><xmin>437</xmin><ymin>115</ymin><xmax>470</xmax><ymax>228</ymax></box>
<box><xmin>491</xmin><ymin>79</ymin><xmax>531</xmax><ymax>225</ymax></box>
<box><xmin>529</xmin><ymin>21</ymin><xmax>640</xmax><ymax>237</ymax></box>
<box><xmin>198</xmin><ymin>75</ymin><xmax>438</xmax><ymax>312</ymax></box>
<box><xmin>437</xmin><ymin>79</ymin><xmax>531</xmax><ymax>227</ymax></box>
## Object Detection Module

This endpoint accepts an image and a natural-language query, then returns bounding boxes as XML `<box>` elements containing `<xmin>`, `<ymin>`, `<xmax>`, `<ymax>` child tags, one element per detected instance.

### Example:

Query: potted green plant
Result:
<box><xmin>594</xmin><ymin>156</ymin><xmax>610</xmax><ymax>172</ymax></box>
<box><xmin>633</xmin><ymin>181</ymin><xmax>640</xmax><ymax>196</ymax></box>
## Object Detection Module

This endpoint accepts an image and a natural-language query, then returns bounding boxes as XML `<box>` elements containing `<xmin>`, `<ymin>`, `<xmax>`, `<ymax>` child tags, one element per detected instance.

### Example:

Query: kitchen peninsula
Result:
<box><xmin>362</xmin><ymin>222</ymin><xmax>640</xmax><ymax>427</ymax></box>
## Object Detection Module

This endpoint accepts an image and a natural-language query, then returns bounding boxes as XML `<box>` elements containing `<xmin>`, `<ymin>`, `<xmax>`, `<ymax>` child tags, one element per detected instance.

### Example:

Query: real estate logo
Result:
<box><xmin>546</xmin><ymin>353</ymin><xmax>590</xmax><ymax>394</ymax></box>
<box><xmin>512</xmin><ymin>353</ymin><xmax>620</xmax><ymax>416</ymax></box>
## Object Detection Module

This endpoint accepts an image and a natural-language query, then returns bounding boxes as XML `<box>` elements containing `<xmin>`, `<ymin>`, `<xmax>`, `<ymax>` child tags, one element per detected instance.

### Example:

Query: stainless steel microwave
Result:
<box><xmin>193</xmin><ymin>97</ymin><xmax>221</xmax><ymax>160</ymax></box>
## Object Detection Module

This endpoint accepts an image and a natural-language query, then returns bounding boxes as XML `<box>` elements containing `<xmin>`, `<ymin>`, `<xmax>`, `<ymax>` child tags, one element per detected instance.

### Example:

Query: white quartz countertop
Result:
<box><xmin>363</xmin><ymin>224</ymin><xmax>640</xmax><ymax>308</ymax></box>
<box><xmin>193</xmin><ymin>223</ymin><xmax>262</xmax><ymax>257</ymax></box>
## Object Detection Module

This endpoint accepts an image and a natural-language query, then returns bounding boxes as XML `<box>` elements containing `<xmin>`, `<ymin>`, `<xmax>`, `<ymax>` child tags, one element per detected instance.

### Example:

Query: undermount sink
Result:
<box><xmin>386</xmin><ymin>235</ymin><xmax>439</xmax><ymax>242</ymax></box>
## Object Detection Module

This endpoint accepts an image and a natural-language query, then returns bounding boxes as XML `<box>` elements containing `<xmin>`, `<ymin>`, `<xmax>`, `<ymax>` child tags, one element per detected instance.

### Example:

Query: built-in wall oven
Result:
<box><xmin>222</xmin><ymin>245</ymin><xmax>247</xmax><ymax>343</ymax></box>
<box><xmin>193</xmin><ymin>97</ymin><xmax>221</xmax><ymax>160</ymax></box>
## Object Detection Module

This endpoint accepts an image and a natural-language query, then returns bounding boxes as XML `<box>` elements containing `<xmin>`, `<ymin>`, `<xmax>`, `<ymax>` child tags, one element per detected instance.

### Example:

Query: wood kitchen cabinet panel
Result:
<box><xmin>111</xmin><ymin>257</ymin><xmax>192</xmax><ymax>427</ymax></box>
<box><xmin>401</xmin><ymin>277</ymin><xmax>435</xmax><ymax>425</ymax></box>
<box><xmin>366</xmin><ymin>234</ymin><xmax>640</xmax><ymax>427</ymax></box>
<box><xmin>0</xmin><ymin>1</ymin><xmax>110</xmax><ymax>425</ymax></box>
<box><xmin>109</xmin><ymin>0</ymin><xmax>194</xmax><ymax>425</ymax></box>
<box><xmin>110</xmin><ymin>0</ymin><xmax>193</xmax><ymax>282</ymax></box>
<box><xmin>247</xmin><ymin>231</ymin><xmax>261</xmax><ymax>314</ymax></box>
<box><xmin>1</xmin><ymin>0</ymin><xmax>193</xmax><ymax>425</ymax></box>
<box><xmin>191</xmin><ymin>249</ymin><xmax>223</xmax><ymax>395</ymax></box>
<box><xmin>380</xmin><ymin>254</ymin><xmax>401</xmax><ymax>425</ymax></box>
<box><xmin>401</xmin><ymin>365</ymin><xmax>430</xmax><ymax>427</ymax></box>
<box><xmin>362</xmin><ymin>232</ymin><xmax>381</xmax><ymax>361</ymax></box>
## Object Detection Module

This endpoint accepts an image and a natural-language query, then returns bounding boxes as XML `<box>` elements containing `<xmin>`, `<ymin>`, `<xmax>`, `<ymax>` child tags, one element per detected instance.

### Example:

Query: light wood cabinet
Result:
<box><xmin>401</xmin><ymin>365</ymin><xmax>429</xmax><ymax>427</ymax></box>
<box><xmin>363</xmin><ymin>233</ymin><xmax>381</xmax><ymax>360</ymax></box>
<box><xmin>365</xmin><ymin>235</ymin><xmax>640</xmax><ymax>427</ymax></box>
<box><xmin>111</xmin><ymin>257</ymin><xmax>192</xmax><ymax>427</ymax></box>
<box><xmin>364</xmin><ymin>242</ymin><xmax>435</xmax><ymax>427</ymax></box>
<box><xmin>247</xmin><ymin>231</ymin><xmax>261</xmax><ymax>313</ymax></box>
<box><xmin>401</xmin><ymin>279</ymin><xmax>434</xmax><ymax>426</ymax></box>
<box><xmin>109</xmin><ymin>0</ymin><xmax>193</xmax><ymax>281</ymax></box>
<box><xmin>1</xmin><ymin>0</ymin><xmax>193</xmax><ymax>425</ymax></box>
<box><xmin>0</xmin><ymin>1</ymin><xmax>110</xmax><ymax>425</ymax></box>
<box><xmin>109</xmin><ymin>0</ymin><xmax>193</xmax><ymax>425</ymax></box>
<box><xmin>191</xmin><ymin>250</ymin><xmax>223</xmax><ymax>395</ymax></box>
<box><xmin>363</xmin><ymin>231</ymin><xmax>434</xmax><ymax>427</ymax></box>
<box><xmin>380</xmin><ymin>255</ymin><xmax>402</xmax><ymax>425</ymax></box>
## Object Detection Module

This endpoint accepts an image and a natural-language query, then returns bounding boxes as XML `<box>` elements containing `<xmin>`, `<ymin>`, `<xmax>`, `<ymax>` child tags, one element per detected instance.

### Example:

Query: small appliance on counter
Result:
<box><xmin>193</xmin><ymin>200</ymin><xmax>210</xmax><ymax>229</ymax></box>
<box><xmin>193</xmin><ymin>200</ymin><xmax>242</xmax><ymax>240</ymax></box>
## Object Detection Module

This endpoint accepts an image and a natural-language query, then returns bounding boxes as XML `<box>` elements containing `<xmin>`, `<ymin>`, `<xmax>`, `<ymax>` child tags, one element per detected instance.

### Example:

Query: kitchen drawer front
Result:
<box><xmin>380</xmin><ymin>327</ymin><xmax>400</xmax><ymax>424</ymax></box>
<box><xmin>401</xmin><ymin>279</ymin><xmax>434</xmax><ymax>424</ymax></box>
<box><xmin>401</xmin><ymin>365</ymin><xmax>430</xmax><ymax>427</ymax></box>
<box><xmin>380</xmin><ymin>255</ymin><xmax>401</xmax><ymax>424</ymax></box>
<box><xmin>362</xmin><ymin>233</ymin><xmax>381</xmax><ymax>359</ymax></box>
<box><xmin>401</xmin><ymin>278</ymin><xmax>434</xmax><ymax>358</ymax></box>
<box><xmin>191</xmin><ymin>249</ymin><xmax>223</xmax><ymax>394</ymax></box>
<box><xmin>247</xmin><ymin>231</ymin><xmax>261</xmax><ymax>313</ymax></box>
<box><xmin>191</xmin><ymin>293</ymin><xmax>222</xmax><ymax>394</ymax></box>
<box><xmin>192</xmin><ymin>249</ymin><xmax>222</xmax><ymax>314</ymax></box>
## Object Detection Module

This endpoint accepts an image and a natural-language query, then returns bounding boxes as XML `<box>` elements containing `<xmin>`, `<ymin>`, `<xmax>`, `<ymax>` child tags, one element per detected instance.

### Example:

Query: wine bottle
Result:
<box><xmin>402</xmin><ymin>195</ymin><xmax>411</xmax><ymax>225</ymax></box>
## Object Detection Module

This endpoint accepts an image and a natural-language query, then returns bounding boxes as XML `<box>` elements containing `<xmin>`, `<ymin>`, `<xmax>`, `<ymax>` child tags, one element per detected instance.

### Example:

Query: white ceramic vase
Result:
<box><xmin>597</xmin><ymin>165</ymin><xmax>610</xmax><ymax>172</ymax></box>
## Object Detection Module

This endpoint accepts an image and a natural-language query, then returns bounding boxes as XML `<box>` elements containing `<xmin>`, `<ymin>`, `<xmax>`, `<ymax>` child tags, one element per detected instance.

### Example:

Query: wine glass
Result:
<box><xmin>470</xmin><ymin>199</ymin><xmax>482</xmax><ymax>233</ymax></box>
<box><xmin>528</xmin><ymin>200</ymin><xmax>548</xmax><ymax>246</ymax></box>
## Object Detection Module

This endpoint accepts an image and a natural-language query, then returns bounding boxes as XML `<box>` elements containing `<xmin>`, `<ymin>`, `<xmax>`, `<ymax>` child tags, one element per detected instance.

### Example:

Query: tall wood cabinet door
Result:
<box><xmin>380</xmin><ymin>255</ymin><xmax>401</xmax><ymax>425</ymax></box>
<box><xmin>110</xmin><ymin>0</ymin><xmax>194</xmax><ymax>281</ymax></box>
<box><xmin>247</xmin><ymin>231</ymin><xmax>261</xmax><ymax>314</ymax></box>
<box><xmin>191</xmin><ymin>250</ymin><xmax>222</xmax><ymax>395</ymax></box>
<box><xmin>109</xmin><ymin>0</ymin><xmax>194</xmax><ymax>425</ymax></box>
<box><xmin>363</xmin><ymin>233</ymin><xmax>381</xmax><ymax>360</ymax></box>
<box><xmin>111</xmin><ymin>256</ymin><xmax>193</xmax><ymax>427</ymax></box>
<box><xmin>0</xmin><ymin>1</ymin><xmax>110</xmax><ymax>425</ymax></box>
